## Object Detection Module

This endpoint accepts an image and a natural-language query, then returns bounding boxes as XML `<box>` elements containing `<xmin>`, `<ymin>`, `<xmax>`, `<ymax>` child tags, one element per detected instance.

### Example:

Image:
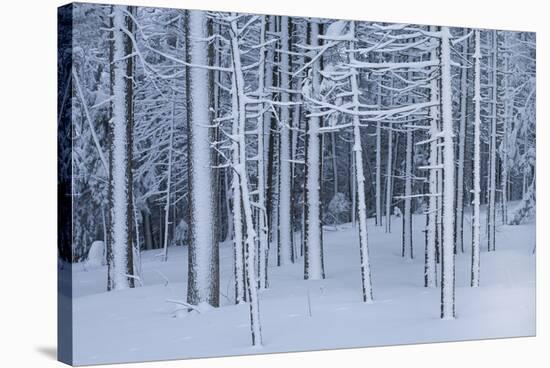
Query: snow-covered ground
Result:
<box><xmin>71</xmin><ymin>207</ymin><xmax>535</xmax><ymax>365</ymax></box>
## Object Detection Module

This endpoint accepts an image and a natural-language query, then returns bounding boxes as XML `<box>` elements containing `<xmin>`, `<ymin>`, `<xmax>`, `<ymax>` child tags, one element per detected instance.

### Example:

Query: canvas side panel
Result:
<box><xmin>58</xmin><ymin>3</ymin><xmax>74</xmax><ymax>365</ymax></box>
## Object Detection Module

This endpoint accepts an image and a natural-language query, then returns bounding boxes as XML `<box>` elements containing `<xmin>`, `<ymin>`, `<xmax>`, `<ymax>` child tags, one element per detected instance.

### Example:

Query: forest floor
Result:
<box><xmin>71</xmin><ymin>206</ymin><xmax>536</xmax><ymax>365</ymax></box>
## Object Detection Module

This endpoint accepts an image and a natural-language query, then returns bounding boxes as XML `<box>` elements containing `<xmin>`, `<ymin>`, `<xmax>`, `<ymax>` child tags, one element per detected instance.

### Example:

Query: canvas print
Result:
<box><xmin>58</xmin><ymin>2</ymin><xmax>536</xmax><ymax>365</ymax></box>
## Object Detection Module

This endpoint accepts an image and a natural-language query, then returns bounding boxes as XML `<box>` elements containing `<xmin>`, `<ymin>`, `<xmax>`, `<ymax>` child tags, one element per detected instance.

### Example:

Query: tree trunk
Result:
<box><xmin>501</xmin><ymin>33</ymin><xmax>510</xmax><ymax>225</ymax></box>
<box><xmin>425</xmin><ymin>25</ymin><xmax>439</xmax><ymax>288</ymax></box>
<box><xmin>455</xmin><ymin>30</ymin><xmax>469</xmax><ymax>254</ymax></box>
<box><xmin>265</xmin><ymin>15</ymin><xmax>278</xmax><ymax>252</ymax></box>
<box><xmin>331</xmin><ymin>132</ymin><xmax>338</xmax><ymax>196</ymax></box>
<box><xmin>403</xmin><ymin>126</ymin><xmax>413</xmax><ymax>259</ymax></box>
<box><xmin>230</xmin><ymin>61</ymin><xmax>245</xmax><ymax>302</ymax></box>
<box><xmin>277</xmin><ymin>16</ymin><xmax>294</xmax><ymax>266</ymax></box>
<box><xmin>162</xmin><ymin>90</ymin><xmax>175</xmax><ymax>262</ymax></box>
<box><xmin>349</xmin><ymin>21</ymin><xmax>373</xmax><ymax>303</ymax></box>
<box><xmin>256</xmin><ymin>16</ymin><xmax>270</xmax><ymax>290</ymax></box>
<box><xmin>487</xmin><ymin>30</ymin><xmax>498</xmax><ymax>253</ymax></box>
<box><xmin>229</xmin><ymin>17</ymin><xmax>263</xmax><ymax>345</ymax></box>
<box><xmin>303</xmin><ymin>20</ymin><xmax>325</xmax><ymax>280</ymax></box>
<box><xmin>375</xmin><ymin>83</ymin><xmax>383</xmax><ymax>227</ymax></box>
<box><xmin>471</xmin><ymin>29</ymin><xmax>482</xmax><ymax>287</ymax></box>
<box><xmin>385</xmin><ymin>127</ymin><xmax>393</xmax><ymax>233</ymax></box>
<box><xmin>439</xmin><ymin>27</ymin><xmax>456</xmax><ymax>320</ymax></box>
<box><xmin>185</xmin><ymin>10</ymin><xmax>219</xmax><ymax>307</ymax></box>
<box><xmin>107</xmin><ymin>5</ymin><xmax>135</xmax><ymax>291</ymax></box>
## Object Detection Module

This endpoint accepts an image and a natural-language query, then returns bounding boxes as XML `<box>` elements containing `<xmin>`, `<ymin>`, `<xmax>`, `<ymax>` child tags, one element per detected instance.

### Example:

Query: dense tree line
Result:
<box><xmin>62</xmin><ymin>3</ymin><xmax>535</xmax><ymax>344</ymax></box>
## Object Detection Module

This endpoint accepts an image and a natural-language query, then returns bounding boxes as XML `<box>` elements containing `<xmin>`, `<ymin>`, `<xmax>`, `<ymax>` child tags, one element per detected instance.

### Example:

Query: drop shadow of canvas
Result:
<box><xmin>35</xmin><ymin>346</ymin><xmax>57</xmax><ymax>360</ymax></box>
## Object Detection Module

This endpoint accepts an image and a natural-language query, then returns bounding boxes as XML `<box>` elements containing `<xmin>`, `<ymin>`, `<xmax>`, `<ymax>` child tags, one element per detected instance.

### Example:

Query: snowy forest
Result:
<box><xmin>58</xmin><ymin>3</ymin><xmax>536</xmax><ymax>365</ymax></box>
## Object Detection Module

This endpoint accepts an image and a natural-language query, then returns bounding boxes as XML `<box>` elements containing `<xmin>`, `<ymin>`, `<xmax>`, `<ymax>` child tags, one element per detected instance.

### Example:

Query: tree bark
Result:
<box><xmin>107</xmin><ymin>5</ymin><xmax>135</xmax><ymax>291</ymax></box>
<box><xmin>303</xmin><ymin>20</ymin><xmax>325</xmax><ymax>281</ymax></box>
<box><xmin>185</xmin><ymin>10</ymin><xmax>219</xmax><ymax>307</ymax></box>
<box><xmin>439</xmin><ymin>27</ymin><xmax>456</xmax><ymax>320</ymax></box>
<box><xmin>471</xmin><ymin>29</ymin><xmax>482</xmax><ymax>287</ymax></box>
<box><xmin>277</xmin><ymin>16</ymin><xmax>294</xmax><ymax>266</ymax></box>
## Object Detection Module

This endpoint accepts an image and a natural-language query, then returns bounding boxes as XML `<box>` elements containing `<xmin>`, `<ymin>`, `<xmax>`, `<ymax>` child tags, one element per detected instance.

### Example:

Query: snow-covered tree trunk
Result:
<box><xmin>403</xmin><ymin>126</ymin><xmax>413</xmax><ymax>259</ymax></box>
<box><xmin>487</xmin><ymin>30</ymin><xmax>498</xmax><ymax>252</ymax></box>
<box><xmin>107</xmin><ymin>5</ymin><xmax>135</xmax><ymax>291</ymax></box>
<box><xmin>436</xmin><ymin>135</ymin><xmax>443</xmax><ymax>265</ymax></box>
<box><xmin>351</xmin><ymin>142</ymin><xmax>356</xmax><ymax>227</ymax></box>
<box><xmin>435</xmin><ymin>37</ymin><xmax>443</xmax><ymax>263</ymax></box>
<box><xmin>185</xmin><ymin>10</ymin><xmax>219</xmax><ymax>307</ymax></box>
<box><xmin>264</xmin><ymin>14</ymin><xmax>277</xmax><ymax>258</ymax></box>
<box><xmin>266</xmin><ymin>114</ymin><xmax>279</xmax><ymax>250</ymax></box>
<box><xmin>521</xmin><ymin>165</ymin><xmax>529</xmax><ymax>198</ymax></box>
<box><xmin>455</xmin><ymin>30</ymin><xmax>469</xmax><ymax>254</ymax></box>
<box><xmin>331</xmin><ymin>132</ymin><xmax>338</xmax><ymax>196</ymax></box>
<box><xmin>232</xmin><ymin>102</ymin><xmax>246</xmax><ymax>303</ymax></box>
<box><xmin>132</xmin><ymin>197</ymin><xmax>142</xmax><ymax>281</ymax></box>
<box><xmin>500</xmin><ymin>34</ymin><xmax>510</xmax><ymax>225</ymax></box>
<box><xmin>229</xmin><ymin>17</ymin><xmax>263</xmax><ymax>345</ymax></box>
<box><xmin>375</xmin><ymin>84</ymin><xmax>383</xmax><ymax>227</ymax></box>
<box><xmin>439</xmin><ymin>26</ymin><xmax>456</xmax><ymax>320</ymax></box>
<box><xmin>141</xmin><ymin>207</ymin><xmax>154</xmax><ymax>251</ymax></box>
<box><xmin>349</xmin><ymin>21</ymin><xmax>373</xmax><ymax>303</ymax></box>
<box><xmin>501</xmin><ymin>120</ymin><xmax>509</xmax><ymax>224</ymax></box>
<box><xmin>471</xmin><ymin>29</ymin><xmax>482</xmax><ymax>287</ymax></box>
<box><xmin>224</xmin><ymin>169</ymin><xmax>234</xmax><ymax>243</ymax></box>
<box><xmin>425</xmin><ymin>29</ymin><xmax>439</xmax><ymax>288</ymax></box>
<box><xmin>162</xmin><ymin>88</ymin><xmax>176</xmax><ymax>262</ymax></box>
<box><xmin>509</xmin><ymin>175</ymin><xmax>535</xmax><ymax>225</ymax></box>
<box><xmin>277</xmin><ymin>15</ymin><xmax>294</xmax><ymax>266</ymax></box>
<box><xmin>303</xmin><ymin>20</ymin><xmax>325</xmax><ymax>280</ymax></box>
<box><xmin>256</xmin><ymin>16</ymin><xmax>269</xmax><ymax>290</ymax></box>
<box><xmin>230</xmin><ymin>55</ymin><xmax>246</xmax><ymax>302</ymax></box>
<box><xmin>385</xmin><ymin>126</ymin><xmax>393</xmax><ymax>233</ymax></box>
<box><xmin>290</xmin><ymin>21</ymin><xmax>305</xmax><ymax>261</ymax></box>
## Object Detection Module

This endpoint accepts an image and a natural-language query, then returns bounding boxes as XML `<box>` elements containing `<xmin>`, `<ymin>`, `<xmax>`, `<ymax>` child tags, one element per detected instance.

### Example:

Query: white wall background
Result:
<box><xmin>0</xmin><ymin>0</ymin><xmax>546</xmax><ymax>367</ymax></box>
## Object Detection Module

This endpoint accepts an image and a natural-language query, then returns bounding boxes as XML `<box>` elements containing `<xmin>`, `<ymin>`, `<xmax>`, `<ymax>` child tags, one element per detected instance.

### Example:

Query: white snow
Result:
<box><xmin>173</xmin><ymin>219</ymin><xmax>188</xmax><ymax>247</ymax></box>
<box><xmin>85</xmin><ymin>240</ymin><xmax>105</xmax><ymax>268</ymax></box>
<box><xmin>327</xmin><ymin>193</ymin><xmax>351</xmax><ymax>225</ymax></box>
<box><xmin>321</xmin><ymin>20</ymin><xmax>351</xmax><ymax>41</ymax></box>
<box><xmin>71</xmin><ymin>206</ymin><xmax>535</xmax><ymax>365</ymax></box>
